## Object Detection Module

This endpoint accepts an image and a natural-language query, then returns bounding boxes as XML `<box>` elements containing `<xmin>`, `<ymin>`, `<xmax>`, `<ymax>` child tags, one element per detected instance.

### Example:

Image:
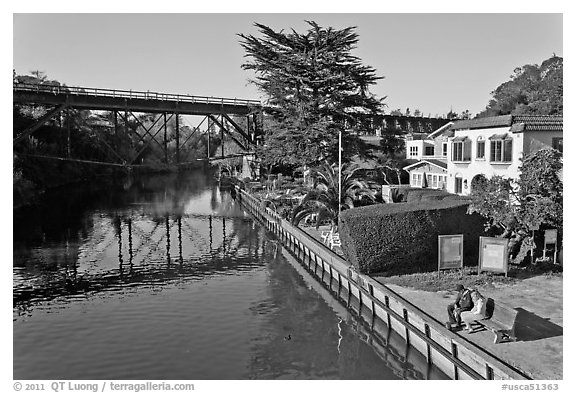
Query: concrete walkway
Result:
<box><xmin>373</xmin><ymin>275</ymin><xmax>563</xmax><ymax>380</ymax></box>
<box><xmin>294</xmin><ymin>224</ymin><xmax>562</xmax><ymax>379</ymax></box>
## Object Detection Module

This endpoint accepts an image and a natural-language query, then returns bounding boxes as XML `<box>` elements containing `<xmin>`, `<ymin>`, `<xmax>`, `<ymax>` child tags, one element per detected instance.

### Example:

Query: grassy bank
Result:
<box><xmin>374</xmin><ymin>263</ymin><xmax>562</xmax><ymax>292</ymax></box>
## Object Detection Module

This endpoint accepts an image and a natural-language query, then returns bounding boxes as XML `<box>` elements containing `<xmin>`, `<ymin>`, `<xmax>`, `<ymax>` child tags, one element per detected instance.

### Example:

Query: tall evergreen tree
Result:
<box><xmin>239</xmin><ymin>21</ymin><xmax>384</xmax><ymax>168</ymax></box>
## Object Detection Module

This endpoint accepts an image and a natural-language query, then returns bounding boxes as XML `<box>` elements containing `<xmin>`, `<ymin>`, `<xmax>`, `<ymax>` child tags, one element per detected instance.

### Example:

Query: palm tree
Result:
<box><xmin>291</xmin><ymin>162</ymin><xmax>377</xmax><ymax>229</ymax></box>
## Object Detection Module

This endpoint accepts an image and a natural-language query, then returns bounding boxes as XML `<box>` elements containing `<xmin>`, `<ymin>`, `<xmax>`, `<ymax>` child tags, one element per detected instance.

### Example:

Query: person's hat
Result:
<box><xmin>455</xmin><ymin>284</ymin><xmax>465</xmax><ymax>291</ymax></box>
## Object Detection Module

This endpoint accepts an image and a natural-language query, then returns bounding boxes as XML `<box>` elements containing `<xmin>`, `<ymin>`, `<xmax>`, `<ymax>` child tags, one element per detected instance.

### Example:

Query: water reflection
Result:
<box><xmin>13</xmin><ymin>170</ymin><xmax>447</xmax><ymax>380</ymax></box>
<box><xmin>14</xmin><ymin>172</ymin><xmax>259</xmax><ymax>316</ymax></box>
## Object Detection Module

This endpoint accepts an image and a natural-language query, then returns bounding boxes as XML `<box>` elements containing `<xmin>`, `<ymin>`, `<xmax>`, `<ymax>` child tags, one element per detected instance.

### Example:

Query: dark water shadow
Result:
<box><xmin>513</xmin><ymin>307</ymin><xmax>563</xmax><ymax>342</ymax></box>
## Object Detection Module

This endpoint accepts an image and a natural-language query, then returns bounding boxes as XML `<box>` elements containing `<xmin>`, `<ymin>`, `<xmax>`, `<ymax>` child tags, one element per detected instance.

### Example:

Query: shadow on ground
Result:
<box><xmin>513</xmin><ymin>308</ymin><xmax>563</xmax><ymax>342</ymax></box>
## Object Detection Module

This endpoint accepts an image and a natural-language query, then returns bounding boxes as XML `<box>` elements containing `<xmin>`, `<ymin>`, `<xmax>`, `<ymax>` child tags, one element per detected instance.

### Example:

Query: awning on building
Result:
<box><xmin>489</xmin><ymin>133</ymin><xmax>511</xmax><ymax>140</ymax></box>
<box><xmin>452</xmin><ymin>136</ymin><xmax>469</xmax><ymax>142</ymax></box>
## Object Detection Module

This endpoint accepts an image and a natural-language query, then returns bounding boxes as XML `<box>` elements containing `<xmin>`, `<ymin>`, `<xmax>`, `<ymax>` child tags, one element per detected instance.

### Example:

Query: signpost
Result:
<box><xmin>528</xmin><ymin>224</ymin><xmax>538</xmax><ymax>265</ymax></box>
<box><xmin>438</xmin><ymin>235</ymin><xmax>464</xmax><ymax>277</ymax></box>
<box><xmin>478</xmin><ymin>237</ymin><xmax>509</xmax><ymax>277</ymax></box>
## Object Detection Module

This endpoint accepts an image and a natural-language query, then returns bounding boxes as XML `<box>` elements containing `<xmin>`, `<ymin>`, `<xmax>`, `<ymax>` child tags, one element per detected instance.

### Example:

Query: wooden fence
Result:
<box><xmin>234</xmin><ymin>184</ymin><xmax>529</xmax><ymax>380</ymax></box>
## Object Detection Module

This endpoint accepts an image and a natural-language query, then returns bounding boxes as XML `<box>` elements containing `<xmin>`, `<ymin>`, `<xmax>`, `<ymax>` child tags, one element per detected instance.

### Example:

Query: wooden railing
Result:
<box><xmin>234</xmin><ymin>183</ymin><xmax>530</xmax><ymax>381</ymax></box>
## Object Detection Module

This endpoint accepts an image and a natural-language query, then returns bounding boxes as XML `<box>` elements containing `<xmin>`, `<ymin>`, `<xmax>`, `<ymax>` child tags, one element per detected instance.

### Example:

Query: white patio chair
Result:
<box><xmin>329</xmin><ymin>233</ymin><xmax>341</xmax><ymax>250</ymax></box>
<box><xmin>321</xmin><ymin>227</ymin><xmax>334</xmax><ymax>244</ymax></box>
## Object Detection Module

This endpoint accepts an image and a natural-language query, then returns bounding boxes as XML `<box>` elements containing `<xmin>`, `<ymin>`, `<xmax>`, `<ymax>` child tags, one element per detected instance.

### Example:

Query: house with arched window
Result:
<box><xmin>403</xmin><ymin>115</ymin><xmax>562</xmax><ymax>194</ymax></box>
<box><xmin>446</xmin><ymin>115</ymin><xmax>562</xmax><ymax>195</ymax></box>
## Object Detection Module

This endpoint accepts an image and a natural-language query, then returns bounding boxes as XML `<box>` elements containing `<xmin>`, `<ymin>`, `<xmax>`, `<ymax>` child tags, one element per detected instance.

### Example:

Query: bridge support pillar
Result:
<box><xmin>207</xmin><ymin>116</ymin><xmax>211</xmax><ymax>159</ymax></box>
<box><xmin>114</xmin><ymin>111</ymin><xmax>118</xmax><ymax>151</ymax></box>
<box><xmin>221</xmin><ymin>114</ymin><xmax>224</xmax><ymax>158</ymax></box>
<box><xmin>163</xmin><ymin>112</ymin><xmax>168</xmax><ymax>164</ymax></box>
<box><xmin>175</xmin><ymin>114</ymin><xmax>180</xmax><ymax>164</ymax></box>
<box><xmin>66</xmin><ymin>108</ymin><xmax>71</xmax><ymax>158</ymax></box>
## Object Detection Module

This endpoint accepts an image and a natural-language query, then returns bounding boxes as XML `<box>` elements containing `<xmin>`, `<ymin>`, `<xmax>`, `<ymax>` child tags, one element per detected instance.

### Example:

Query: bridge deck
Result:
<box><xmin>13</xmin><ymin>83</ymin><xmax>261</xmax><ymax>116</ymax></box>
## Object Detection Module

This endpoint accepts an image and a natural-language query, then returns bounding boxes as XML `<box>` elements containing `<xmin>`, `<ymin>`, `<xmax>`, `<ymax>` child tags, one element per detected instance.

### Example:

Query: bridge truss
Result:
<box><xmin>14</xmin><ymin>83</ymin><xmax>452</xmax><ymax>170</ymax></box>
<box><xmin>13</xmin><ymin>83</ymin><xmax>263</xmax><ymax>168</ymax></box>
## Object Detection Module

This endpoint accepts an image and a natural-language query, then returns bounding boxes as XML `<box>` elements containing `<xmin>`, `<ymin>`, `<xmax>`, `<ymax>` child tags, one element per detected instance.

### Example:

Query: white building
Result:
<box><xmin>446</xmin><ymin>115</ymin><xmax>562</xmax><ymax>195</ymax></box>
<box><xmin>403</xmin><ymin>122</ymin><xmax>453</xmax><ymax>189</ymax></box>
<box><xmin>403</xmin><ymin>115</ymin><xmax>562</xmax><ymax>195</ymax></box>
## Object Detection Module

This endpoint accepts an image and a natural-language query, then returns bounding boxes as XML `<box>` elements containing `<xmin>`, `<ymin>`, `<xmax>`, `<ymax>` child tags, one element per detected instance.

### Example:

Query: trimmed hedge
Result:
<box><xmin>405</xmin><ymin>188</ymin><xmax>469</xmax><ymax>203</ymax></box>
<box><xmin>339</xmin><ymin>199</ymin><xmax>487</xmax><ymax>275</ymax></box>
<box><xmin>389</xmin><ymin>187</ymin><xmax>467</xmax><ymax>204</ymax></box>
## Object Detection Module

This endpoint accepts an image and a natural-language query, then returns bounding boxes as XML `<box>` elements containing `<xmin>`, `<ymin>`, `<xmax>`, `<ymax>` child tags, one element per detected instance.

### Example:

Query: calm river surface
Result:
<box><xmin>13</xmin><ymin>170</ymin><xmax>447</xmax><ymax>380</ymax></box>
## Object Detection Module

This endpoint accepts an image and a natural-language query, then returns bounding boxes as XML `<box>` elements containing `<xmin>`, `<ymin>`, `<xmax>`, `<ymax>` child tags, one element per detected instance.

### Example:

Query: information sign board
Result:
<box><xmin>438</xmin><ymin>235</ymin><xmax>464</xmax><ymax>276</ymax></box>
<box><xmin>544</xmin><ymin>229</ymin><xmax>558</xmax><ymax>245</ymax></box>
<box><xmin>478</xmin><ymin>237</ymin><xmax>509</xmax><ymax>277</ymax></box>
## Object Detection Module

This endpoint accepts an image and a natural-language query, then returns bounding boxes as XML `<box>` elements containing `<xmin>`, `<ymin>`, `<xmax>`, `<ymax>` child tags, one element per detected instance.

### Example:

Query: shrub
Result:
<box><xmin>339</xmin><ymin>200</ymin><xmax>487</xmax><ymax>275</ymax></box>
<box><xmin>405</xmin><ymin>188</ymin><xmax>468</xmax><ymax>203</ymax></box>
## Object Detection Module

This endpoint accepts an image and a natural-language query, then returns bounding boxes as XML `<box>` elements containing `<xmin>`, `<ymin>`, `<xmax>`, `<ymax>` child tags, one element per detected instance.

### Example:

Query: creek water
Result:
<box><xmin>13</xmin><ymin>170</ymin><xmax>448</xmax><ymax>380</ymax></box>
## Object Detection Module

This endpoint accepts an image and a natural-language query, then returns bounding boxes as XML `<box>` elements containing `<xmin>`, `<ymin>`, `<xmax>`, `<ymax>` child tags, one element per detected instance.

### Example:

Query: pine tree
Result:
<box><xmin>239</xmin><ymin>21</ymin><xmax>384</xmax><ymax>168</ymax></box>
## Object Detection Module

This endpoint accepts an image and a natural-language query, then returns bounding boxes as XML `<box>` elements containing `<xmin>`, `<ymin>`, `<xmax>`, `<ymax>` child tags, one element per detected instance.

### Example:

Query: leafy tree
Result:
<box><xmin>290</xmin><ymin>162</ymin><xmax>377</xmax><ymax>228</ymax></box>
<box><xmin>239</xmin><ymin>21</ymin><xmax>384</xmax><ymax>168</ymax></box>
<box><xmin>468</xmin><ymin>149</ymin><xmax>562</xmax><ymax>262</ymax></box>
<box><xmin>478</xmin><ymin>55</ymin><xmax>563</xmax><ymax>117</ymax></box>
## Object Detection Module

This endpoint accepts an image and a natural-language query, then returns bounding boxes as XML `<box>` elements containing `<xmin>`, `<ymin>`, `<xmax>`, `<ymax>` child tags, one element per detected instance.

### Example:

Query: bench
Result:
<box><xmin>476</xmin><ymin>298</ymin><xmax>520</xmax><ymax>344</ymax></box>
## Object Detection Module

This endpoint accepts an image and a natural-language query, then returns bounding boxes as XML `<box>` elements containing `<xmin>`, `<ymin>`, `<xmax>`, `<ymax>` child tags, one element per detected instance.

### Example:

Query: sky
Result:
<box><xmin>12</xmin><ymin>13</ymin><xmax>562</xmax><ymax>118</ymax></box>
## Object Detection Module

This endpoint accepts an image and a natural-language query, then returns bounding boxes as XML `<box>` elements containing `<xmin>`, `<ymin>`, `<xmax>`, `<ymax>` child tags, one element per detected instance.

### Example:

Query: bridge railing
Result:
<box><xmin>13</xmin><ymin>82</ymin><xmax>262</xmax><ymax>107</ymax></box>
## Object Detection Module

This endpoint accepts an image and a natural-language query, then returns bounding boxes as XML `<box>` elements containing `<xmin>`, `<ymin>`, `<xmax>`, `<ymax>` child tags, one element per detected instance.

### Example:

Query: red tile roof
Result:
<box><xmin>451</xmin><ymin>115</ymin><xmax>562</xmax><ymax>133</ymax></box>
<box><xmin>510</xmin><ymin>115</ymin><xmax>563</xmax><ymax>133</ymax></box>
<box><xmin>451</xmin><ymin>115</ymin><xmax>512</xmax><ymax>130</ymax></box>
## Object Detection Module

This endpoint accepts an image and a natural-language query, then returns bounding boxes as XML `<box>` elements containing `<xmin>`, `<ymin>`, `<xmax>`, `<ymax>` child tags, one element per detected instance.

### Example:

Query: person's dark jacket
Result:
<box><xmin>455</xmin><ymin>289</ymin><xmax>473</xmax><ymax>310</ymax></box>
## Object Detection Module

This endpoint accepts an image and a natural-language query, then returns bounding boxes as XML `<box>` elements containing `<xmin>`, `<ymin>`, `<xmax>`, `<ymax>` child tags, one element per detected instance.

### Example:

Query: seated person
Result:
<box><xmin>461</xmin><ymin>290</ymin><xmax>488</xmax><ymax>333</ymax></box>
<box><xmin>446</xmin><ymin>284</ymin><xmax>473</xmax><ymax>330</ymax></box>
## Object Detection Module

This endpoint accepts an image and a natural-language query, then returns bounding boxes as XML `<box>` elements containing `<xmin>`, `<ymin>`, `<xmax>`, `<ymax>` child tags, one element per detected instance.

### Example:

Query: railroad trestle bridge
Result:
<box><xmin>13</xmin><ymin>83</ymin><xmax>263</xmax><ymax>168</ymax></box>
<box><xmin>14</xmin><ymin>83</ymin><xmax>450</xmax><ymax>169</ymax></box>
